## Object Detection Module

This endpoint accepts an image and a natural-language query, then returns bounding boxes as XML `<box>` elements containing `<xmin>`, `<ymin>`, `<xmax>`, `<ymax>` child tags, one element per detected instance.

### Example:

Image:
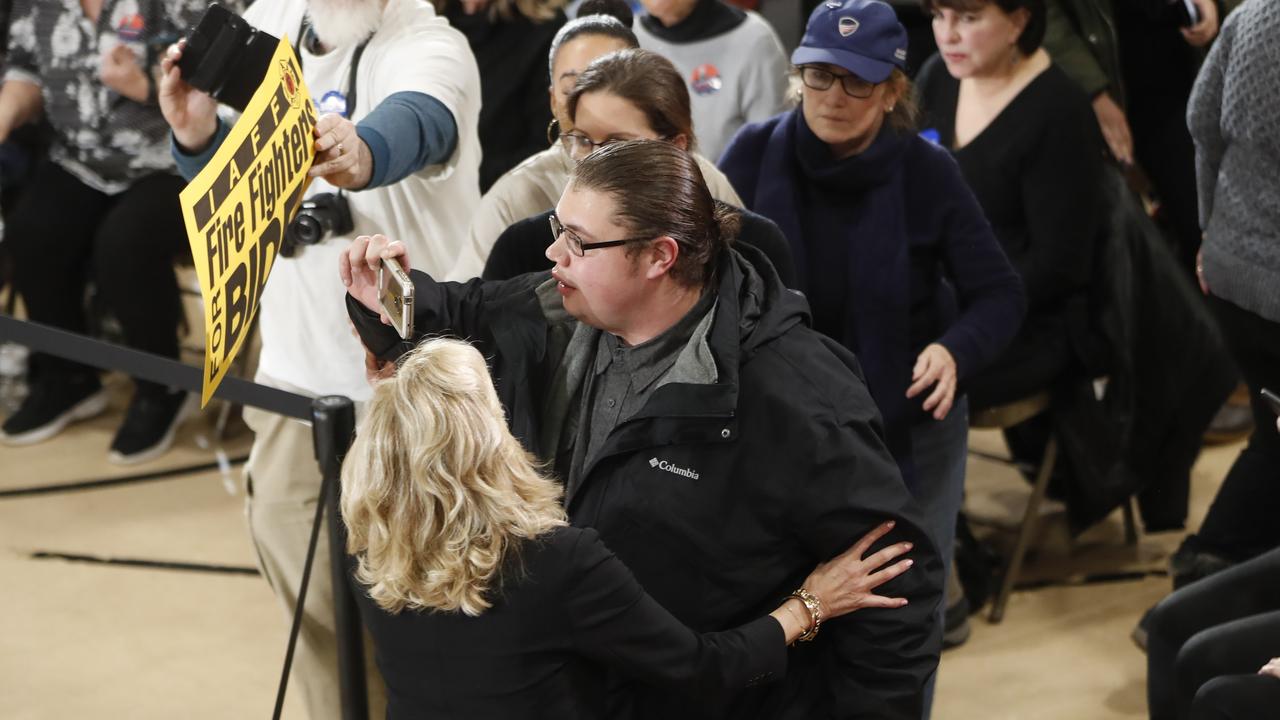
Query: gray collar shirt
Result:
<box><xmin>567</xmin><ymin>288</ymin><xmax>719</xmax><ymax>489</ymax></box>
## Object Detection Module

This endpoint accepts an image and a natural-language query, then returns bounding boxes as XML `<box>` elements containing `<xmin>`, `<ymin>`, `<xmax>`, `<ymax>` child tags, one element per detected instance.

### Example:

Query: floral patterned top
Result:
<box><xmin>5</xmin><ymin>0</ymin><xmax>216</xmax><ymax>193</ymax></box>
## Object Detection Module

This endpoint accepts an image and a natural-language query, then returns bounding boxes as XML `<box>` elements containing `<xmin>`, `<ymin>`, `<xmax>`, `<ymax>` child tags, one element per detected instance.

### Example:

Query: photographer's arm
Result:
<box><xmin>310</xmin><ymin>91</ymin><xmax>457</xmax><ymax>191</ymax></box>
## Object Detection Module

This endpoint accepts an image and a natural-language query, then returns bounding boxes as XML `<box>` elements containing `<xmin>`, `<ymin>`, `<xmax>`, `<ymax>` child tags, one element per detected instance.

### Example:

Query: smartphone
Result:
<box><xmin>379</xmin><ymin>257</ymin><xmax>414</xmax><ymax>340</ymax></box>
<box><xmin>176</xmin><ymin>3</ymin><xmax>278</xmax><ymax>111</ymax></box>
<box><xmin>1261</xmin><ymin>388</ymin><xmax>1280</xmax><ymax>417</ymax></box>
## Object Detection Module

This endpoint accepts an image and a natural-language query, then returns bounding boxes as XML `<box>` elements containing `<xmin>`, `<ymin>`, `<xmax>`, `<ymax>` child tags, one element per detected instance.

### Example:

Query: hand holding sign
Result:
<box><xmin>310</xmin><ymin>113</ymin><xmax>373</xmax><ymax>189</ymax></box>
<box><xmin>179</xmin><ymin>36</ymin><xmax>317</xmax><ymax>407</ymax></box>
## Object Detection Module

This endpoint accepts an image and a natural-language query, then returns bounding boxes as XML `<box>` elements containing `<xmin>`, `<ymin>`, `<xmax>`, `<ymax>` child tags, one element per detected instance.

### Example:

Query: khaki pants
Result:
<box><xmin>243</xmin><ymin>406</ymin><xmax>386</xmax><ymax>720</ymax></box>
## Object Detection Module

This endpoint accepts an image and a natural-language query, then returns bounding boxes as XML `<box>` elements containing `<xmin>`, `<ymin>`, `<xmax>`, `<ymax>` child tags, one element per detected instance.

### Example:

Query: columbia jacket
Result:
<box><xmin>348</xmin><ymin>243</ymin><xmax>944</xmax><ymax>719</ymax></box>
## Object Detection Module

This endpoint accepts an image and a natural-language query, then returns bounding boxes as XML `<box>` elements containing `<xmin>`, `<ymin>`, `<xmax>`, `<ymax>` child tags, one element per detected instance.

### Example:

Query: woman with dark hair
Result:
<box><xmin>916</xmin><ymin>0</ymin><xmax>1103</xmax><ymax>412</ymax></box>
<box><xmin>477</xmin><ymin>48</ymin><xmax>796</xmax><ymax>285</ymax></box>
<box><xmin>717</xmin><ymin>2</ymin><xmax>1025</xmax><ymax>677</ymax></box>
<box><xmin>451</xmin><ymin>3</ymin><xmax>743</xmax><ymax>278</ymax></box>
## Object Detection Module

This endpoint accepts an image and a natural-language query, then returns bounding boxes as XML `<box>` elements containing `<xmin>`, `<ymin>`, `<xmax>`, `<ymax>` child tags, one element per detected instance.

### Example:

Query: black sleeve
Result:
<box><xmin>482</xmin><ymin>212</ymin><xmax>555</xmax><ymax>281</ymax></box>
<box><xmin>717</xmin><ymin>123</ymin><xmax>769</xmax><ymax>211</ymax></box>
<box><xmin>1015</xmin><ymin>89</ymin><xmax>1104</xmax><ymax>309</ymax></box>
<box><xmin>564</xmin><ymin>528</ymin><xmax>788</xmax><ymax>700</ymax></box>
<box><xmin>787</xmin><ymin>369</ymin><xmax>944</xmax><ymax>718</ymax></box>
<box><xmin>927</xmin><ymin>148</ymin><xmax>1028</xmax><ymax>379</ymax></box>
<box><xmin>735</xmin><ymin>209</ymin><xmax>797</xmax><ymax>289</ymax></box>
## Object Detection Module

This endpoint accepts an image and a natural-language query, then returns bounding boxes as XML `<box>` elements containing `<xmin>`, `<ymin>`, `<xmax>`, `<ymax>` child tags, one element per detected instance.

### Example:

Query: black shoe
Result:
<box><xmin>0</xmin><ymin>374</ymin><xmax>108</xmax><ymax>445</ymax></box>
<box><xmin>108</xmin><ymin>388</ymin><xmax>193</xmax><ymax>465</ymax></box>
<box><xmin>1131</xmin><ymin>606</ymin><xmax>1153</xmax><ymax>652</ymax></box>
<box><xmin>1170</xmin><ymin>535</ymin><xmax>1235</xmax><ymax>590</ymax></box>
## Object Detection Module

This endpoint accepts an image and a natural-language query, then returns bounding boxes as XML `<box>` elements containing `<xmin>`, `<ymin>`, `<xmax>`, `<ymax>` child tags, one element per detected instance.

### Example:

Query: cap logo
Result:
<box><xmin>838</xmin><ymin>16</ymin><xmax>860</xmax><ymax>36</ymax></box>
<box><xmin>895</xmin><ymin>48</ymin><xmax>908</xmax><ymax>61</ymax></box>
<box><xmin>825</xmin><ymin>1</ymin><xmax>842</xmax><ymax>8</ymax></box>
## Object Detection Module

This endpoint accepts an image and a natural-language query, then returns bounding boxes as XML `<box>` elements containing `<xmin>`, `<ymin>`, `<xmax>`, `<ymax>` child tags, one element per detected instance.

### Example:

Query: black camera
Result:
<box><xmin>177</xmin><ymin>3</ymin><xmax>278</xmax><ymax>111</ymax></box>
<box><xmin>282</xmin><ymin>192</ymin><xmax>355</xmax><ymax>256</ymax></box>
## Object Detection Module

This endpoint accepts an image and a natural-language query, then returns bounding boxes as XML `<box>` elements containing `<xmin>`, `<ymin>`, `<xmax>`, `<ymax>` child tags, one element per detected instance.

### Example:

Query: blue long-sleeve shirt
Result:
<box><xmin>172</xmin><ymin>90</ymin><xmax>456</xmax><ymax>187</ymax></box>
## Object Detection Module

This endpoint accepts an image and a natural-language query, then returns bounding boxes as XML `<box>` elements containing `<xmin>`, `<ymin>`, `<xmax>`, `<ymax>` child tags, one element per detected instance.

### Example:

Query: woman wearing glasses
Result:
<box><xmin>450</xmin><ymin>1</ymin><xmax>743</xmax><ymax>280</ymax></box>
<box><xmin>478</xmin><ymin>48</ymin><xmax>796</xmax><ymax>285</ymax></box>
<box><xmin>717</xmin><ymin>0</ymin><xmax>1024</xmax><ymax>684</ymax></box>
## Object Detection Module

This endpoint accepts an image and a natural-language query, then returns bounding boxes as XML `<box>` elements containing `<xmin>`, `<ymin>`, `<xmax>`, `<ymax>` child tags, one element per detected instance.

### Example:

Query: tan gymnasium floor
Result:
<box><xmin>0</xmin><ymin>368</ymin><xmax>1245</xmax><ymax>719</ymax></box>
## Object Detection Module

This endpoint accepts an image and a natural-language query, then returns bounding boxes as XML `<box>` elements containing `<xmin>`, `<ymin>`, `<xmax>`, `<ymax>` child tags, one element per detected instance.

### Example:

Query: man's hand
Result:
<box><xmin>310</xmin><ymin>113</ymin><xmax>373</xmax><ymax>189</ymax></box>
<box><xmin>159</xmin><ymin>40</ymin><xmax>220</xmax><ymax>152</ymax></box>
<box><xmin>100</xmin><ymin>45</ymin><xmax>150</xmax><ymax>103</ymax></box>
<box><xmin>341</xmin><ymin>234</ymin><xmax>412</xmax><ymax>324</ymax></box>
<box><xmin>1181</xmin><ymin>0</ymin><xmax>1219</xmax><ymax>47</ymax></box>
<box><xmin>907</xmin><ymin>343</ymin><xmax>958</xmax><ymax>421</ymax></box>
<box><xmin>1092</xmin><ymin>93</ymin><xmax>1133</xmax><ymax>166</ymax></box>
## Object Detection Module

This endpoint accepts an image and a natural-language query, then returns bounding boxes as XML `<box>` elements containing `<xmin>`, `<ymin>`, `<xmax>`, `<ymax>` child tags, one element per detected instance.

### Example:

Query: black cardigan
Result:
<box><xmin>355</xmin><ymin>525</ymin><xmax>785</xmax><ymax>720</ymax></box>
<box><xmin>916</xmin><ymin>56</ymin><xmax>1105</xmax><ymax>365</ymax></box>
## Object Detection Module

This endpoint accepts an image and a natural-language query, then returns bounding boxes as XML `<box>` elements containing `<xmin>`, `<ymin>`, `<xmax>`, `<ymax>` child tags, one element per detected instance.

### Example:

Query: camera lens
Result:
<box><xmin>291</xmin><ymin>213</ymin><xmax>326</xmax><ymax>246</ymax></box>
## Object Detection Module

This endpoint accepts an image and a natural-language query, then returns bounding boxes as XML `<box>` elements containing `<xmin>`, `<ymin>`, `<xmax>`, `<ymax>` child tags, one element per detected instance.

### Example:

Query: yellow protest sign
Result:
<box><xmin>180</xmin><ymin>37</ymin><xmax>317</xmax><ymax>408</ymax></box>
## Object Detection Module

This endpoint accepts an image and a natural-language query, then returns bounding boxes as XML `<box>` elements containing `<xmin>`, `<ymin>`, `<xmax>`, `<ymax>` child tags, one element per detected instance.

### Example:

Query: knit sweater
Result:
<box><xmin>634</xmin><ymin>2</ymin><xmax>790</xmax><ymax>162</ymax></box>
<box><xmin>1189</xmin><ymin>0</ymin><xmax>1280</xmax><ymax>323</ymax></box>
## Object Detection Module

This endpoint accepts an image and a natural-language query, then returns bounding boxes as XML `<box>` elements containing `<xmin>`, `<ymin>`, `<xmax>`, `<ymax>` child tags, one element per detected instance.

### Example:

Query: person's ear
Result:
<box><xmin>1009</xmin><ymin>7</ymin><xmax>1030</xmax><ymax>40</ymax></box>
<box><xmin>669</xmin><ymin>133</ymin><xmax>690</xmax><ymax>151</ymax></box>
<box><xmin>644</xmin><ymin>236</ymin><xmax>680</xmax><ymax>280</ymax></box>
<box><xmin>882</xmin><ymin>80</ymin><xmax>903</xmax><ymax>114</ymax></box>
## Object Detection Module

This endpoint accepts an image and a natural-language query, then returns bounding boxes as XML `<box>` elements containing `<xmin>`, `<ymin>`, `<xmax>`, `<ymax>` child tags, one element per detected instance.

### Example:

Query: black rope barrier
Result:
<box><xmin>1</xmin><ymin>313</ymin><xmax>366</xmax><ymax>720</ymax></box>
<box><xmin>0</xmin><ymin>456</ymin><xmax>248</xmax><ymax>499</ymax></box>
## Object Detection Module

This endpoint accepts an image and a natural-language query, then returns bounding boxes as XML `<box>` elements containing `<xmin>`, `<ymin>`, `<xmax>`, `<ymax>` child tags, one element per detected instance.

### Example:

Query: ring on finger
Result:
<box><xmin>336</xmin><ymin>142</ymin><xmax>345</xmax><ymax>155</ymax></box>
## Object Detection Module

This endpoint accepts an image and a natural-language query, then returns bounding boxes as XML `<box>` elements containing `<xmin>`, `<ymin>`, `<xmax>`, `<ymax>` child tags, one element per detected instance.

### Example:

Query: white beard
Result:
<box><xmin>306</xmin><ymin>0</ymin><xmax>384</xmax><ymax>49</ymax></box>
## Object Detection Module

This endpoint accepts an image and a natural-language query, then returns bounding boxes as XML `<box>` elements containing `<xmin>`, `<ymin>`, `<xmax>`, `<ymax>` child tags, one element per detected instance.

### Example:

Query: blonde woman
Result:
<box><xmin>341</xmin><ymin>338</ymin><xmax>916</xmax><ymax>719</ymax></box>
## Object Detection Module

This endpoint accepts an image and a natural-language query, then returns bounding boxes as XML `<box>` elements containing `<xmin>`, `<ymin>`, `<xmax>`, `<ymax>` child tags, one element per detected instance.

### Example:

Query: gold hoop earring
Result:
<box><xmin>546</xmin><ymin>118</ymin><xmax>560</xmax><ymax>146</ymax></box>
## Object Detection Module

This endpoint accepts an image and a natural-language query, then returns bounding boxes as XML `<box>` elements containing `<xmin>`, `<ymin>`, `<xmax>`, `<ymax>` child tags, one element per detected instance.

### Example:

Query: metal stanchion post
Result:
<box><xmin>312</xmin><ymin>395</ymin><xmax>368</xmax><ymax>720</ymax></box>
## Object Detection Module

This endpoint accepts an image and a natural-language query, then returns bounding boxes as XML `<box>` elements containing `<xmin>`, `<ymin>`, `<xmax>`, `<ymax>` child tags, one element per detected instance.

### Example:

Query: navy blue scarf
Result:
<box><xmin>752</xmin><ymin>108</ymin><xmax>915</xmax><ymax>480</ymax></box>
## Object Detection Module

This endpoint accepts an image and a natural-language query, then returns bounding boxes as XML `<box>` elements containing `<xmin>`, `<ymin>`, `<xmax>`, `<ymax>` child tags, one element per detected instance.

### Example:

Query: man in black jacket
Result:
<box><xmin>342</xmin><ymin>140</ymin><xmax>943</xmax><ymax>718</ymax></box>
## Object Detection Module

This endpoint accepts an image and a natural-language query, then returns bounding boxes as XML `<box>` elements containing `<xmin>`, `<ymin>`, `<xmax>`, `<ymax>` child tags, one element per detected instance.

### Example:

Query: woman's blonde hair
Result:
<box><xmin>340</xmin><ymin>338</ymin><xmax>567</xmax><ymax>617</ymax></box>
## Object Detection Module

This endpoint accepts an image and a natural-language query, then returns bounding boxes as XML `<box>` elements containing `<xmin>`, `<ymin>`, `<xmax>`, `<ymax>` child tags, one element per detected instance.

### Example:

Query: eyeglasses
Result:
<box><xmin>549</xmin><ymin>212</ymin><xmax>652</xmax><ymax>257</ymax></box>
<box><xmin>798</xmin><ymin>65</ymin><xmax>877</xmax><ymax>99</ymax></box>
<box><xmin>558</xmin><ymin>131</ymin><xmax>670</xmax><ymax>162</ymax></box>
<box><xmin>559</xmin><ymin>132</ymin><xmax>615</xmax><ymax>162</ymax></box>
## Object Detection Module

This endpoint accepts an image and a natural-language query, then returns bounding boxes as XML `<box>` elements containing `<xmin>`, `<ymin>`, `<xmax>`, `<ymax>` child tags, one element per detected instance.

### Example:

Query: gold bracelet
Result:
<box><xmin>790</xmin><ymin>587</ymin><xmax>824</xmax><ymax>642</ymax></box>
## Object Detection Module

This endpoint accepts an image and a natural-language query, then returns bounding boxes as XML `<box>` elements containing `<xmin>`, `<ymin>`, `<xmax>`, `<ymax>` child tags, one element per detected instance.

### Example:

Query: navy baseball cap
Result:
<box><xmin>792</xmin><ymin>0</ymin><xmax>908</xmax><ymax>84</ymax></box>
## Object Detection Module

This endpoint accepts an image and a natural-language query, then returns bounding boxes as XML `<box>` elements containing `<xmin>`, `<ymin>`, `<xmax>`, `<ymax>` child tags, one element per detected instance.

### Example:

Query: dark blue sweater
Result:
<box><xmin>719</xmin><ymin>111</ymin><xmax>1025</xmax><ymax>440</ymax></box>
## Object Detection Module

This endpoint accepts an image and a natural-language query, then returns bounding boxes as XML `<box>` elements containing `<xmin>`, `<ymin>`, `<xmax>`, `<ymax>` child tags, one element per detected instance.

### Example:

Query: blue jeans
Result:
<box><xmin>908</xmin><ymin>396</ymin><xmax>969</xmax><ymax>720</ymax></box>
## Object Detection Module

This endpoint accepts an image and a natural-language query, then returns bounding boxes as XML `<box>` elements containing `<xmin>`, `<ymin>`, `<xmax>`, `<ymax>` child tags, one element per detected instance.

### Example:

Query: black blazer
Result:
<box><xmin>353</xmin><ymin>525</ymin><xmax>786</xmax><ymax>720</ymax></box>
<box><xmin>480</xmin><ymin>205</ymin><xmax>799</xmax><ymax>288</ymax></box>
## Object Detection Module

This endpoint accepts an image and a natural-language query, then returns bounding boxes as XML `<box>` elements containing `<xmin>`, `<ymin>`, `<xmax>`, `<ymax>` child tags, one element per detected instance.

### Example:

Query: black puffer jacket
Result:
<box><xmin>349</xmin><ymin>243</ymin><xmax>943</xmax><ymax>719</ymax></box>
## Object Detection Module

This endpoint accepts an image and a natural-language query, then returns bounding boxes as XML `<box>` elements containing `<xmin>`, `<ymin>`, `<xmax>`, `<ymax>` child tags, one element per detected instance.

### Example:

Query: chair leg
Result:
<box><xmin>990</xmin><ymin>435</ymin><xmax>1058</xmax><ymax>624</ymax></box>
<box><xmin>1122</xmin><ymin>498</ymin><xmax>1138</xmax><ymax>546</ymax></box>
